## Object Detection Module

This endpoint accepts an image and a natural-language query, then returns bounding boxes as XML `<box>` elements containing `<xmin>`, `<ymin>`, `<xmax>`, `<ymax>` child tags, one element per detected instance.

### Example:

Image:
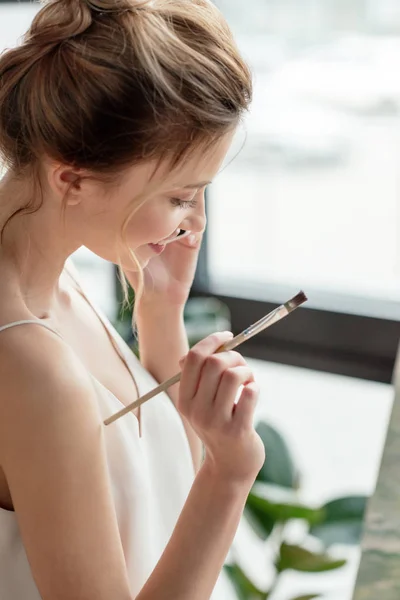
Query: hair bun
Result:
<box><xmin>85</xmin><ymin>0</ymin><xmax>148</xmax><ymax>12</ymax></box>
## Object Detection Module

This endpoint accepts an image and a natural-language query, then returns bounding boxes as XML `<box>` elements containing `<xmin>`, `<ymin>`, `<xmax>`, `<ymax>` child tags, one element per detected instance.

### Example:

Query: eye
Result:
<box><xmin>170</xmin><ymin>197</ymin><xmax>198</xmax><ymax>209</ymax></box>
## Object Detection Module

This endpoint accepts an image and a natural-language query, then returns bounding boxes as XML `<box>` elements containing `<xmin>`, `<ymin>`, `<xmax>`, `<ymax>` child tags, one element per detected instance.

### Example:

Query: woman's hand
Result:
<box><xmin>178</xmin><ymin>331</ymin><xmax>266</xmax><ymax>485</ymax></box>
<box><xmin>124</xmin><ymin>230</ymin><xmax>203</xmax><ymax>310</ymax></box>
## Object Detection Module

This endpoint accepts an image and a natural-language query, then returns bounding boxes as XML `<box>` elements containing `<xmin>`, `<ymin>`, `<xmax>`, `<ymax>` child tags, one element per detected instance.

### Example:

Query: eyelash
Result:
<box><xmin>170</xmin><ymin>198</ymin><xmax>198</xmax><ymax>209</ymax></box>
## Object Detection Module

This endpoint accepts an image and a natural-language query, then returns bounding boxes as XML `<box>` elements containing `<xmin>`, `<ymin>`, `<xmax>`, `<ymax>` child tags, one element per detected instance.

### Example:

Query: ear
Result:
<box><xmin>49</xmin><ymin>164</ymin><xmax>85</xmax><ymax>206</ymax></box>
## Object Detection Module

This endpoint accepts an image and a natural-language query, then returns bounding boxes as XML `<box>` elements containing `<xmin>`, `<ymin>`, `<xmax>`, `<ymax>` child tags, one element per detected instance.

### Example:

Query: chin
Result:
<box><xmin>117</xmin><ymin>248</ymin><xmax>152</xmax><ymax>271</ymax></box>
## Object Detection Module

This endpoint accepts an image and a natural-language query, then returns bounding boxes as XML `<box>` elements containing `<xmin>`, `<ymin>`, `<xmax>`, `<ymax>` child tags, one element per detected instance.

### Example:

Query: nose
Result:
<box><xmin>184</xmin><ymin>212</ymin><xmax>206</xmax><ymax>235</ymax></box>
<box><xmin>180</xmin><ymin>191</ymin><xmax>207</xmax><ymax>234</ymax></box>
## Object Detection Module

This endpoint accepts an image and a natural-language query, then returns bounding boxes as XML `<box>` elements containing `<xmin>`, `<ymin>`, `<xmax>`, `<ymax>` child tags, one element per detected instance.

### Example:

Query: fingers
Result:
<box><xmin>194</xmin><ymin>352</ymin><xmax>248</xmax><ymax>414</ymax></box>
<box><xmin>178</xmin><ymin>331</ymin><xmax>234</xmax><ymax>411</ymax></box>
<box><xmin>163</xmin><ymin>230</ymin><xmax>192</xmax><ymax>245</ymax></box>
<box><xmin>164</xmin><ymin>229</ymin><xmax>203</xmax><ymax>248</ymax></box>
<box><xmin>213</xmin><ymin>366</ymin><xmax>255</xmax><ymax>424</ymax></box>
<box><xmin>177</xmin><ymin>330</ymin><xmax>262</xmax><ymax>482</ymax></box>
<box><xmin>232</xmin><ymin>381</ymin><xmax>260</xmax><ymax>431</ymax></box>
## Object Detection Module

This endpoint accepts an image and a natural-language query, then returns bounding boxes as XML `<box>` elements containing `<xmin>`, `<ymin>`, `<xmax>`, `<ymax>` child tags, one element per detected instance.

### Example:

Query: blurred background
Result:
<box><xmin>1</xmin><ymin>1</ymin><xmax>400</xmax><ymax>598</ymax></box>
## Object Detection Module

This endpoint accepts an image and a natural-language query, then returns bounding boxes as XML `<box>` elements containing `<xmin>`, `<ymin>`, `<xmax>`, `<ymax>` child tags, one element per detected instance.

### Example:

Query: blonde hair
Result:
<box><xmin>0</xmin><ymin>0</ymin><xmax>252</xmax><ymax>320</ymax></box>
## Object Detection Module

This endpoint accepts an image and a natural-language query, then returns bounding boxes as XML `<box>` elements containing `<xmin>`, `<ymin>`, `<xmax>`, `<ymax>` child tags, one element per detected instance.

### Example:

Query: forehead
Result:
<box><xmin>118</xmin><ymin>130</ymin><xmax>234</xmax><ymax>194</ymax></box>
<box><xmin>151</xmin><ymin>131</ymin><xmax>234</xmax><ymax>185</ymax></box>
<box><xmin>172</xmin><ymin>132</ymin><xmax>234</xmax><ymax>186</ymax></box>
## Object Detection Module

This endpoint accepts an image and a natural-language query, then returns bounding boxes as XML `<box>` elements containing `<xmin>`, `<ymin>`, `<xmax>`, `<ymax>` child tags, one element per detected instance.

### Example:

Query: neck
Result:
<box><xmin>0</xmin><ymin>171</ymin><xmax>80</xmax><ymax>319</ymax></box>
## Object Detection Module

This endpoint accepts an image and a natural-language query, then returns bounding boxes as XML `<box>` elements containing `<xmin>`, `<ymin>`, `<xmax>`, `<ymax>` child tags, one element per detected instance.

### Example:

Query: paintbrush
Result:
<box><xmin>104</xmin><ymin>290</ymin><xmax>308</xmax><ymax>426</ymax></box>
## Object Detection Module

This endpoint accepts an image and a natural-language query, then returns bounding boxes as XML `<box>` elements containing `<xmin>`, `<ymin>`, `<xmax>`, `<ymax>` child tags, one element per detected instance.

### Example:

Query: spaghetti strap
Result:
<box><xmin>0</xmin><ymin>320</ymin><xmax>63</xmax><ymax>340</ymax></box>
<box><xmin>0</xmin><ymin>258</ymin><xmax>79</xmax><ymax>342</ymax></box>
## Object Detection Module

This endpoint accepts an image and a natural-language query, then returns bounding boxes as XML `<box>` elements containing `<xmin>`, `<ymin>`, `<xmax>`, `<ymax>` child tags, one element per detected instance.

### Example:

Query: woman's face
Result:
<box><xmin>70</xmin><ymin>133</ymin><xmax>233</xmax><ymax>270</ymax></box>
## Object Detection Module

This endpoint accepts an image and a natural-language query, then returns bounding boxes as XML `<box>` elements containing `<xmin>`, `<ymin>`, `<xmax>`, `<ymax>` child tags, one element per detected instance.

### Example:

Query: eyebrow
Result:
<box><xmin>183</xmin><ymin>180</ymin><xmax>212</xmax><ymax>189</ymax></box>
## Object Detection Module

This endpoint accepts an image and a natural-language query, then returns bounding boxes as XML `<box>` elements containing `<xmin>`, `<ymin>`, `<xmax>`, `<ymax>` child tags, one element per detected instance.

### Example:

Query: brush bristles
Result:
<box><xmin>285</xmin><ymin>291</ymin><xmax>308</xmax><ymax>312</ymax></box>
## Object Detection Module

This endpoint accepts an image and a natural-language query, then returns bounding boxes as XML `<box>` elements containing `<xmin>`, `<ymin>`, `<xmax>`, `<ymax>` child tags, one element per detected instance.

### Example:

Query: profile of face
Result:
<box><xmin>48</xmin><ymin>131</ymin><xmax>234</xmax><ymax>271</ymax></box>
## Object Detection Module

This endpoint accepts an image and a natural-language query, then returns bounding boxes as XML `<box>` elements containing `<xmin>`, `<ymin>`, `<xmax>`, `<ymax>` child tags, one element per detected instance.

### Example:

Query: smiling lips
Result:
<box><xmin>148</xmin><ymin>229</ymin><xmax>186</xmax><ymax>254</ymax></box>
<box><xmin>148</xmin><ymin>243</ymin><xmax>166</xmax><ymax>254</ymax></box>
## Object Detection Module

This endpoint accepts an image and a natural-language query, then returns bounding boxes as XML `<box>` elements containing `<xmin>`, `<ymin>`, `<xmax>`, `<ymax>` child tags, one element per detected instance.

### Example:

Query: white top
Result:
<box><xmin>0</xmin><ymin>259</ymin><xmax>227</xmax><ymax>599</ymax></box>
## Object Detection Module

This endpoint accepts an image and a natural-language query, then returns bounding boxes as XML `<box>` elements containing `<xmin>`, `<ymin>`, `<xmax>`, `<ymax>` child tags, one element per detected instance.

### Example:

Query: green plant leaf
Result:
<box><xmin>276</xmin><ymin>543</ymin><xmax>347</xmax><ymax>573</ymax></box>
<box><xmin>255</xmin><ymin>422</ymin><xmax>298</xmax><ymax>489</ymax></box>
<box><xmin>243</xmin><ymin>504</ymin><xmax>275</xmax><ymax>540</ymax></box>
<box><xmin>288</xmin><ymin>596</ymin><xmax>321</xmax><ymax>600</ymax></box>
<box><xmin>245</xmin><ymin>492</ymin><xmax>323</xmax><ymax>540</ymax></box>
<box><xmin>310</xmin><ymin>496</ymin><xmax>368</xmax><ymax>546</ymax></box>
<box><xmin>223</xmin><ymin>563</ymin><xmax>268</xmax><ymax>600</ymax></box>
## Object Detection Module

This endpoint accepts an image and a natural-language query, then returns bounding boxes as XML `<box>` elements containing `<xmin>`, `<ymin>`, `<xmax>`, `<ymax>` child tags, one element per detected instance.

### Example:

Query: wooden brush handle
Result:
<box><xmin>103</xmin><ymin>337</ymin><xmax>239</xmax><ymax>426</ymax></box>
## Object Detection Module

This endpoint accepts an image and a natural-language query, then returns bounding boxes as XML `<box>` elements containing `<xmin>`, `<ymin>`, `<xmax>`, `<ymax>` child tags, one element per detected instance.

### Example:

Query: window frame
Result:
<box><xmin>191</xmin><ymin>195</ymin><xmax>400</xmax><ymax>384</ymax></box>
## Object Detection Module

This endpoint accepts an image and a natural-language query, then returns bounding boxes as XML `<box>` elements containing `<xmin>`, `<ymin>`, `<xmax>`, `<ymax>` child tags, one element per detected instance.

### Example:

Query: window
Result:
<box><xmin>193</xmin><ymin>0</ymin><xmax>400</xmax><ymax>382</ymax></box>
<box><xmin>211</xmin><ymin>0</ymin><xmax>400</xmax><ymax>306</ymax></box>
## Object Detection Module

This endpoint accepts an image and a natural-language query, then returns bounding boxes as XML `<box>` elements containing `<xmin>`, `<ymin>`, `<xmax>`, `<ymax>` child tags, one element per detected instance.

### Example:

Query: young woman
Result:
<box><xmin>0</xmin><ymin>1</ymin><xmax>265</xmax><ymax>598</ymax></box>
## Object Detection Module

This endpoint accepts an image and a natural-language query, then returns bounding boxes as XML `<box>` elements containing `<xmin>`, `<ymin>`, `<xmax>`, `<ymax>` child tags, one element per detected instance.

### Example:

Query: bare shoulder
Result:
<box><xmin>0</xmin><ymin>322</ymin><xmax>97</xmax><ymax>426</ymax></box>
<box><xmin>0</xmin><ymin>324</ymin><xmax>133</xmax><ymax>600</ymax></box>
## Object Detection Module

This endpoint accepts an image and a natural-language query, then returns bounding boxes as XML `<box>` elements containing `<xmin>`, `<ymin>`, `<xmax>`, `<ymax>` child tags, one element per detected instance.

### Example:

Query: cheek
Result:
<box><xmin>126</xmin><ymin>207</ymin><xmax>176</xmax><ymax>243</ymax></box>
<box><xmin>125</xmin><ymin>218</ymin><xmax>156</xmax><ymax>243</ymax></box>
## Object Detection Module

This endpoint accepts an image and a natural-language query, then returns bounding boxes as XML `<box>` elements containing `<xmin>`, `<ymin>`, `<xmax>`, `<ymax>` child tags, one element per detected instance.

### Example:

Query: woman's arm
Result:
<box><xmin>0</xmin><ymin>328</ymin><xmax>134</xmax><ymax>600</ymax></box>
<box><xmin>138</xmin><ymin>460</ymin><xmax>251</xmax><ymax>600</ymax></box>
<box><xmin>135</xmin><ymin>305</ymin><xmax>204</xmax><ymax>474</ymax></box>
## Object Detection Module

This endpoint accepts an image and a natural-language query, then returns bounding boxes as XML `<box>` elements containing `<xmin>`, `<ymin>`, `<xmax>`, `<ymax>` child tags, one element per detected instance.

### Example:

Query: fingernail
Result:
<box><xmin>188</xmin><ymin>234</ymin><xmax>196</xmax><ymax>246</ymax></box>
